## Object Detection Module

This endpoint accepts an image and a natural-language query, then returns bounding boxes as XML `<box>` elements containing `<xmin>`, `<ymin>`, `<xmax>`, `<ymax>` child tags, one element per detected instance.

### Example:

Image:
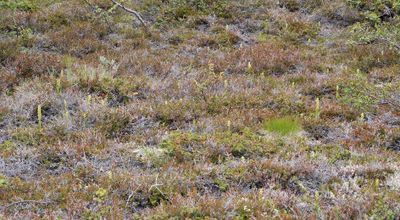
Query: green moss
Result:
<box><xmin>163</xmin><ymin>1</ymin><xmax>198</xmax><ymax>21</ymax></box>
<box><xmin>264</xmin><ymin>117</ymin><xmax>301</xmax><ymax>135</ymax></box>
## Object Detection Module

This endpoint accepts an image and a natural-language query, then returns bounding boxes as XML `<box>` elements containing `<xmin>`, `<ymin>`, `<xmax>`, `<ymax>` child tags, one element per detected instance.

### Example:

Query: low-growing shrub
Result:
<box><xmin>279</xmin><ymin>0</ymin><xmax>301</xmax><ymax>12</ymax></box>
<box><xmin>160</xmin><ymin>132</ymin><xmax>205</xmax><ymax>163</ymax></box>
<box><xmin>219</xmin><ymin>130</ymin><xmax>275</xmax><ymax>158</ymax></box>
<box><xmin>347</xmin><ymin>0</ymin><xmax>400</xmax><ymax>23</ymax></box>
<box><xmin>279</xmin><ymin>0</ymin><xmax>323</xmax><ymax>12</ymax></box>
<box><xmin>347</xmin><ymin>21</ymin><xmax>400</xmax><ymax>54</ymax></box>
<box><xmin>198</xmin><ymin>27</ymin><xmax>241</xmax><ymax>48</ymax></box>
<box><xmin>0</xmin><ymin>0</ymin><xmax>37</xmax><ymax>11</ymax></box>
<box><xmin>339</xmin><ymin>71</ymin><xmax>397</xmax><ymax>112</ymax></box>
<box><xmin>96</xmin><ymin>110</ymin><xmax>130</xmax><ymax>137</ymax></box>
<box><xmin>160</xmin><ymin>0</ymin><xmax>233</xmax><ymax>22</ymax></box>
<box><xmin>48</xmin><ymin>21</ymin><xmax>107</xmax><ymax>57</ymax></box>
<box><xmin>0</xmin><ymin>40</ymin><xmax>19</xmax><ymax>66</ymax></box>
<box><xmin>215</xmin><ymin>42</ymin><xmax>301</xmax><ymax>75</ymax></box>
<box><xmin>13</xmin><ymin>52</ymin><xmax>64</xmax><ymax>79</ymax></box>
<box><xmin>283</xmin><ymin>18</ymin><xmax>320</xmax><ymax>43</ymax></box>
<box><xmin>343</xmin><ymin>44</ymin><xmax>400</xmax><ymax>73</ymax></box>
<box><xmin>319</xmin><ymin>0</ymin><xmax>362</xmax><ymax>25</ymax></box>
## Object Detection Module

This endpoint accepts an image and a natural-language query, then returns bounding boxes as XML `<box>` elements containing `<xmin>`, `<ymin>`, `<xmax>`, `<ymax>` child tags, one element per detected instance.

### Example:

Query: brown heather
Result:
<box><xmin>0</xmin><ymin>0</ymin><xmax>400</xmax><ymax>219</ymax></box>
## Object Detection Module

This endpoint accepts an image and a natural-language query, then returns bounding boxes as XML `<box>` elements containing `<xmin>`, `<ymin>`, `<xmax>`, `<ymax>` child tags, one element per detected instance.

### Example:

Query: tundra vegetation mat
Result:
<box><xmin>0</xmin><ymin>0</ymin><xmax>400</xmax><ymax>219</ymax></box>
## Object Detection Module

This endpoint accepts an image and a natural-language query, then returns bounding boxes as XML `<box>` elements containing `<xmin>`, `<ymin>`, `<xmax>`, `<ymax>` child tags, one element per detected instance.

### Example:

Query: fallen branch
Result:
<box><xmin>110</xmin><ymin>0</ymin><xmax>147</xmax><ymax>28</ymax></box>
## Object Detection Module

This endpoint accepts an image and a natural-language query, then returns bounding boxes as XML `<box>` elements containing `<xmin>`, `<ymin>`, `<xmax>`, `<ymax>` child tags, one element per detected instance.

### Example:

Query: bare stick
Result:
<box><xmin>110</xmin><ymin>0</ymin><xmax>146</xmax><ymax>28</ymax></box>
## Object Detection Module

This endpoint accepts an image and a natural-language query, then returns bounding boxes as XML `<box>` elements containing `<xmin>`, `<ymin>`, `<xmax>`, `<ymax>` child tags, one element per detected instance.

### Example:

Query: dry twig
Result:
<box><xmin>110</xmin><ymin>0</ymin><xmax>147</xmax><ymax>28</ymax></box>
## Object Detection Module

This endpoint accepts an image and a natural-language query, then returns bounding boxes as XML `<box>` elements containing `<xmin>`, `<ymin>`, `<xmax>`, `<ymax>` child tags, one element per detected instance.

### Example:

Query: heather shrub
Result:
<box><xmin>215</xmin><ymin>42</ymin><xmax>301</xmax><ymax>75</ymax></box>
<box><xmin>0</xmin><ymin>0</ymin><xmax>399</xmax><ymax>219</ymax></box>
<box><xmin>160</xmin><ymin>0</ymin><xmax>233</xmax><ymax>21</ymax></box>
<box><xmin>96</xmin><ymin>110</ymin><xmax>130</xmax><ymax>137</ymax></box>
<box><xmin>48</xmin><ymin>21</ymin><xmax>107</xmax><ymax>57</ymax></box>
<box><xmin>13</xmin><ymin>53</ymin><xmax>64</xmax><ymax>79</ymax></box>
<box><xmin>0</xmin><ymin>40</ymin><xmax>19</xmax><ymax>65</ymax></box>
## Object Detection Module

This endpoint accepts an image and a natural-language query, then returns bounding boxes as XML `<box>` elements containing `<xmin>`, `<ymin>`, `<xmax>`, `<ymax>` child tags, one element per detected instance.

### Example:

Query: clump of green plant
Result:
<box><xmin>347</xmin><ymin>0</ymin><xmax>400</xmax><ymax>23</ymax></box>
<box><xmin>161</xmin><ymin>0</ymin><xmax>231</xmax><ymax>22</ymax></box>
<box><xmin>12</xmin><ymin>127</ymin><xmax>43</xmax><ymax>146</ymax></box>
<box><xmin>340</xmin><ymin>71</ymin><xmax>396</xmax><ymax>112</ymax></box>
<box><xmin>0</xmin><ymin>140</ymin><xmax>14</xmax><ymax>157</ymax></box>
<box><xmin>0</xmin><ymin>175</ymin><xmax>8</xmax><ymax>188</ymax></box>
<box><xmin>0</xmin><ymin>40</ymin><xmax>19</xmax><ymax>65</ymax></box>
<box><xmin>0</xmin><ymin>107</ymin><xmax>8</xmax><ymax>123</ymax></box>
<box><xmin>216</xmin><ymin>41</ymin><xmax>301</xmax><ymax>75</ymax></box>
<box><xmin>0</xmin><ymin>0</ymin><xmax>37</xmax><ymax>11</ymax></box>
<box><xmin>279</xmin><ymin>0</ymin><xmax>300</xmax><ymax>12</ymax></box>
<box><xmin>368</xmin><ymin>195</ymin><xmax>397</xmax><ymax>219</ymax></box>
<box><xmin>216</xmin><ymin>129</ymin><xmax>276</xmax><ymax>158</ymax></box>
<box><xmin>94</xmin><ymin>187</ymin><xmax>108</xmax><ymax>203</ymax></box>
<box><xmin>160</xmin><ymin>132</ymin><xmax>205</xmax><ymax>163</ymax></box>
<box><xmin>272</xmin><ymin>16</ymin><xmax>320</xmax><ymax>44</ymax></box>
<box><xmin>134</xmin><ymin>147</ymin><xmax>168</xmax><ymax>167</ymax></box>
<box><xmin>213</xmin><ymin>27</ymin><xmax>241</xmax><ymax>47</ymax></box>
<box><xmin>13</xmin><ymin>52</ymin><xmax>64</xmax><ymax>80</ymax></box>
<box><xmin>198</xmin><ymin>30</ymin><xmax>240</xmax><ymax>48</ymax></box>
<box><xmin>347</xmin><ymin>21</ymin><xmax>400</xmax><ymax>53</ymax></box>
<box><xmin>96</xmin><ymin>110</ymin><xmax>130</xmax><ymax>137</ymax></box>
<box><xmin>149</xmin><ymin>187</ymin><xmax>169</xmax><ymax>207</ymax></box>
<box><xmin>213</xmin><ymin>179</ymin><xmax>229</xmax><ymax>192</ymax></box>
<box><xmin>310</xmin><ymin>145</ymin><xmax>352</xmax><ymax>163</ymax></box>
<box><xmin>264</xmin><ymin>117</ymin><xmax>301</xmax><ymax>135</ymax></box>
<box><xmin>279</xmin><ymin>0</ymin><xmax>323</xmax><ymax>12</ymax></box>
